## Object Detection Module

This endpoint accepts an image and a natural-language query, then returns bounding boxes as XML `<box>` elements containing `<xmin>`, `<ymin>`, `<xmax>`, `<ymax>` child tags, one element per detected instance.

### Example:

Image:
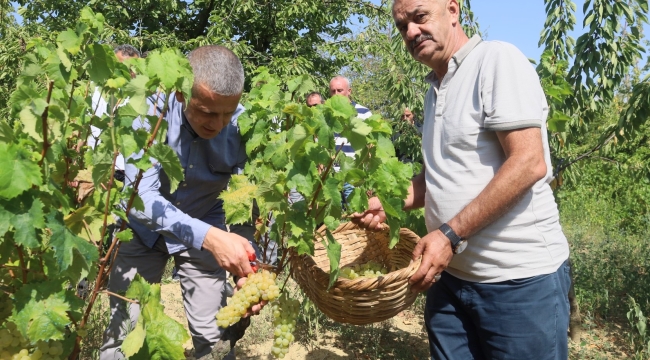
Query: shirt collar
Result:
<box><xmin>425</xmin><ymin>34</ymin><xmax>483</xmax><ymax>84</ymax></box>
<box><xmin>181</xmin><ymin>110</ymin><xmax>199</xmax><ymax>138</ymax></box>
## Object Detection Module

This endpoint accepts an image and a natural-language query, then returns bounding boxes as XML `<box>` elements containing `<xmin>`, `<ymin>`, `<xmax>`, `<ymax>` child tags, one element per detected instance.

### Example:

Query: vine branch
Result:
<box><xmin>38</xmin><ymin>80</ymin><xmax>55</xmax><ymax>167</ymax></box>
<box><xmin>102</xmin><ymin>290</ymin><xmax>139</xmax><ymax>304</ymax></box>
<box><xmin>15</xmin><ymin>245</ymin><xmax>27</xmax><ymax>283</ymax></box>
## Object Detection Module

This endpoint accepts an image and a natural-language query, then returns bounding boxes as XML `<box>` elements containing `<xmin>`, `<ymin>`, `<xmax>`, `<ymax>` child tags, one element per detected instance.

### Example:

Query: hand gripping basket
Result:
<box><xmin>290</xmin><ymin>222</ymin><xmax>421</xmax><ymax>325</ymax></box>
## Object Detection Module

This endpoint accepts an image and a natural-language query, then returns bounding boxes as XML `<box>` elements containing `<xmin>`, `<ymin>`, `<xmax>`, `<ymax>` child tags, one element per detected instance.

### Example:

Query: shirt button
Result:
<box><xmin>176</xmin><ymin>202</ymin><xmax>181</xmax><ymax>206</ymax></box>
<box><xmin>189</xmin><ymin>165</ymin><xmax>194</xmax><ymax>168</ymax></box>
<box><xmin>183</xmin><ymin>183</ymin><xmax>187</xmax><ymax>187</ymax></box>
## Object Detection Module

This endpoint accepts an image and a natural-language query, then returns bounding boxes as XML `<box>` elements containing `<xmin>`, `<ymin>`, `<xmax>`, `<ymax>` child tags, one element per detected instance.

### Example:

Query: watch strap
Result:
<box><xmin>438</xmin><ymin>223</ymin><xmax>463</xmax><ymax>250</ymax></box>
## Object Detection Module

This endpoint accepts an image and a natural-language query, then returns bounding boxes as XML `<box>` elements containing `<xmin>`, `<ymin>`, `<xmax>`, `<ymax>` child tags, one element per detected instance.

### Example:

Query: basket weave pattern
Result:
<box><xmin>291</xmin><ymin>222</ymin><xmax>421</xmax><ymax>325</ymax></box>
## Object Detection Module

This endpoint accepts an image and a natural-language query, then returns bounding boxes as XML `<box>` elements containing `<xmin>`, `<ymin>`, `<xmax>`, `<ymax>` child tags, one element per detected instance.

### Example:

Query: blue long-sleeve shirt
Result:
<box><xmin>123</xmin><ymin>93</ymin><xmax>247</xmax><ymax>254</ymax></box>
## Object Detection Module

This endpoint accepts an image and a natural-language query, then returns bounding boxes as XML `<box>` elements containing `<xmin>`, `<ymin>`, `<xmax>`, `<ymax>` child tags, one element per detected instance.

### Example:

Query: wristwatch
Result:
<box><xmin>438</xmin><ymin>223</ymin><xmax>467</xmax><ymax>254</ymax></box>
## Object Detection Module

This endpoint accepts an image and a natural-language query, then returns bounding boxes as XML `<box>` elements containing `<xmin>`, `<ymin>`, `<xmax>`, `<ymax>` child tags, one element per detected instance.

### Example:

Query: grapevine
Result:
<box><xmin>0</xmin><ymin>6</ymin><xmax>193</xmax><ymax>360</ymax></box>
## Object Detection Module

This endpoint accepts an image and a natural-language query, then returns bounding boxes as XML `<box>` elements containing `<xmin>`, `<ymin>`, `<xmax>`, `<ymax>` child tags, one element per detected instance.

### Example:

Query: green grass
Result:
<box><xmin>559</xmin><ymin>181</ymin><xmax>650</xmax><ymax>359</ymax></box>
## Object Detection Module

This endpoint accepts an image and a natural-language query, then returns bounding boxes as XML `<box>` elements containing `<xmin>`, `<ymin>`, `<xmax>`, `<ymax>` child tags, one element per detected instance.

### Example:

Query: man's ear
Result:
<box><xmin>175</xmin><ymin>91</ymin><xmax>185</xmax><ymax>104</ymax></box>
<box><xmin>448</xmin><ymin>0</ymin><xmax>460</xmax><ymax>23</ymax></box>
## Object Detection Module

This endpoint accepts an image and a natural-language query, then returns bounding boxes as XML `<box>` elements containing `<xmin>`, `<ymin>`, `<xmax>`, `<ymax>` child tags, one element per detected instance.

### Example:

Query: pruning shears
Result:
<box><xmin>248</xmin><ymin>253</ymin><xmax>276</xmax><ymax>272</ymax></box>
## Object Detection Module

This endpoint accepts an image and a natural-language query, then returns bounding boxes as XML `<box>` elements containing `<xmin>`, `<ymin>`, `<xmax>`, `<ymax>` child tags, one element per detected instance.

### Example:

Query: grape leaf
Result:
<box><xmin>219</xmin><ymin>175</ymin><xmax>258</xmax><ymax>225</ymax></box>
<box><xmin>122</xmin><ymin>321</ymin><xmax>146</xmax><ymax>357</ymax></box>
<box><xmin>9</xmin><ymin>195</ymin><xmax>45</xmax><ymax>249</ymax></box>
<box><xmin>47</xmin><ymin>212</ymin><xmax>99</xmax><ymax>276</ymax></box>
<box><xmin>124</xmin><ymin>75</ymin><xmax>151</xmax><ymax>115</ymax></box>
<box><xmin>57</xmin><ymin>30</ymin><xmax>82</xmax><ymax>55</ymax></box>
<box><xmin>324</xmin><ymin>230</ymin><xmax>341</xmax><ymax>290</ymax></box>
<box><xmin>374</xmin><ymin>158</ymin><xmax>412</xmax><ymax>200</ymax></box>
<box><xmin>345</xmin><ymin>187</ymin><xmax>368</xmax><ymax>214</ymax></box>
<box><xmin>0</xmin><ymin>120</ymin><xmax>14</xmax><ymax>143</ymax></box>
<box><xmin>0</xmin><ymin>143</ymin><xmax>42</xmax><ymax>199</ymax></box>
<box><xmin>146</xmin><ymin>50</ymin><xmax>192</xmax><ymax>92</ymax></box>
<box><xmin>12</xmin><ymin>282</ymin><xmax>73</xmax><ymax>342</ymax></box>
<box><xmin>85</xmin><ymin>147</ymin><xmax>115</xmax><ymax>186</ymax></box>
<box><xmin>64</xmin><ymin>205</ymin><xmax>104</xmax><ymax>241</ymax></box>
<box><xmin>116</xmin><ymin>228</ymin><xmax>134</xmax><ymax>243</ymax></box>
<box><xmin>326</xmin><ymin>95</ymin><xmax>357</xmax><ymax>119</ymax></box>
<box><xmin>0</xmin><ymin>204</ymin><xmax>12</xmax><ymax>238</ymax></box>
<box><xmin>148</xmin><ymin>143</ymin><xmax>184</xmax><ymax>193</ymax></box>
<box><xmin>86</xmin><ymin>44</ymin><xmax>115</xmax><ymax>84</ymax></box>
<box><xmin>125</xmin><ymin>275</ymin><xmax>190</xmax><ymax>360</ymax></box>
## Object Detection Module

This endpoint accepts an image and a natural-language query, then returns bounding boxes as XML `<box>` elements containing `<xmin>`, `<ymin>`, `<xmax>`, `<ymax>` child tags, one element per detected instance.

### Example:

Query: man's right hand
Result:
<box><xmin>351</xmin><ymin>197</ymin><xmax>387</xmax><ymax>230</ymax></box>
<box><xmin>202</xmin><ymin>227</ymin><xmax>255</xmax><ymax>278</ymax></box>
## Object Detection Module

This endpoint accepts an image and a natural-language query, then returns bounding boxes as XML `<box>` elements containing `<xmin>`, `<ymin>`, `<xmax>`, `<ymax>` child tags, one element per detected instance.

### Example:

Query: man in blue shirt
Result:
<box><xmin>100</xmin><ymin>45</ymin><xmax>258</xmax><ymax>360</ymax></box>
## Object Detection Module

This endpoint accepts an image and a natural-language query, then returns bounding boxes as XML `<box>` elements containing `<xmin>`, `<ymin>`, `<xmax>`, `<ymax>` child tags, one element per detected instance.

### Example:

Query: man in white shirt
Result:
<box><xmin>329</xmin><ymin>76</ymin><xmax>372</xmax><ymax>202</ymax></box>
<box><xmin>354</xmin><ymin>0</ymin><xmax>571</xmax><ymax>359</ymax></box>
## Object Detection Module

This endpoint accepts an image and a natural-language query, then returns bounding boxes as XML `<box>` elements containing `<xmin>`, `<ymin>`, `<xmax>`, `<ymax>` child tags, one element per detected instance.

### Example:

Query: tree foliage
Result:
<box><xmin>0</xmin><ymin>8</ymin><xmax>193</xmax><ymax>359</ymax></box>
<box><xmin>16</xmin><ymin>0</ymin><xmax>383</xmax><ymax>93</ymax></box>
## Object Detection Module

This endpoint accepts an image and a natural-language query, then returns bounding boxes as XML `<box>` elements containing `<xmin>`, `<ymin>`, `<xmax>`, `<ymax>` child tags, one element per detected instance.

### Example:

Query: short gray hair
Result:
<box><xmin>330</xmin><ymin>75</ymin><xmax>351</xmax><ymax>88</ymax></box>
<box><xmin>187</xmin><ymin>45</ymin><xmax>244</xmax><ymax>96</ymax></box>
<box><xmin>114</xmin><ymin>44</ymin><xmax>141</xmax><ymax>58</ymax></box>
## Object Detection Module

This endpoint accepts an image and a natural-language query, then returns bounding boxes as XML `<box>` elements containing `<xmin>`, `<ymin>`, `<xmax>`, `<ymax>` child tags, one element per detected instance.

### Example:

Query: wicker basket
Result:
<box><xmin>290</xmin><ymin>222</ymin><xmax>421</xmax><ymax>325</ymax></box>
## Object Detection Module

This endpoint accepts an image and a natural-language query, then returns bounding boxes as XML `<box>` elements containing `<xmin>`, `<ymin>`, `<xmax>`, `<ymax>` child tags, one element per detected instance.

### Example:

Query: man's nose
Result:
<box><xmin>406</xmin><ymin>23</ymin><xmax>420</xmax><ymax>41</ymax></box>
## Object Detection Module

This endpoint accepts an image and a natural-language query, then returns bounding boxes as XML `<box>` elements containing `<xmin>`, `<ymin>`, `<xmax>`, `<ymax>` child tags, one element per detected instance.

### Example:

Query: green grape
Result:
<box><xmin>339</xmin><ymin>260</ymin><xmax>389</xmax><ymax>279</ymax></box>
<box><xmin>270</xmin><ymin>293</ymin><xmax>300</xmax><ymax>359</ymax></box>
<box><xmin>215</xmin><ymin>270</ymin><xmax>280</xmax><ymax>328</ymax></box>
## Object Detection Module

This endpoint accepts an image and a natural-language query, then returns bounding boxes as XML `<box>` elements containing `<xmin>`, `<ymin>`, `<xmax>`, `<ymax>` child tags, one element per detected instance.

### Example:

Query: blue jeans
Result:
<box><xmin>425</xmin><ymin>260</ymin><xmax>571</xmax><ymax>360</ymax></box>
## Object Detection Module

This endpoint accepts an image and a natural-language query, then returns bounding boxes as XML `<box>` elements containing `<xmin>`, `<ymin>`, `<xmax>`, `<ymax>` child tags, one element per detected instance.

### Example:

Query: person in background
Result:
<box><xmin>328</xmin><ymin>76</ymin><xmax>372</xmax><ymax>203</ymax></box>
<box><xmin>100</xmin><ymin>45</ymin><xmax>261</xmax><ymax>360</ymax></box>
<box><xmin>88</xmin><ymin>44</ymin><xmax>141</xmax><ymax>182</ymax></box>
<box><xmin>306</xmin><ymin>91</ymin><xmax>324</xmax><ymax>107</ymax></box>
<box><xmin>354</xmin><ymin>0</ymin><xmax>571</xmax><ymax>359</ymax></box>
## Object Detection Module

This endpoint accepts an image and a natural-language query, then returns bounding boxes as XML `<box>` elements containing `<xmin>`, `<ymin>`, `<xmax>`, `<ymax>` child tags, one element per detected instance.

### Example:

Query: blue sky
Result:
<box><xmin>457</xmin><ymin>1</ymin><xmax>649</xmax><ymax>64</ymax></box>
<box><xmin>471</xmin><ymin>1</ymin><xmax>552</xmax><ymax>60</ymax></box>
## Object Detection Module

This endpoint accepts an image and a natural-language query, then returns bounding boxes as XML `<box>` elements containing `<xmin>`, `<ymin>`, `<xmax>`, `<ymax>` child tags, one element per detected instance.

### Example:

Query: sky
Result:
<box><xmin>471</xmin><ymin>1</ymin><xmax>551</xmax><ymax>61</ymax></box>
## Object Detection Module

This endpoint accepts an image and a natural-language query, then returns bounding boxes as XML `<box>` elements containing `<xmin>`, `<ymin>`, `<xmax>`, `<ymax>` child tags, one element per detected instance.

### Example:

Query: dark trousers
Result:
<box><xmin>425</xmin><ymin>260</ymin><xmax>571</xmax><ymax>360</ymax></box>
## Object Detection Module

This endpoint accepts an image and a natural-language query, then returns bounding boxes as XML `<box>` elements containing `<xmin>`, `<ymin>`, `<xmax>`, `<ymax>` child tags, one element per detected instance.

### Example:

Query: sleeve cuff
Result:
<box><xmin>484</xmin><ymin>119</ymin><xmax>542</xmax><ymax>131</ymax></box>
<box><xmin>188</xmin><ymin>219</ymin><xmax>212</xmax><ymax>250</ymax></box>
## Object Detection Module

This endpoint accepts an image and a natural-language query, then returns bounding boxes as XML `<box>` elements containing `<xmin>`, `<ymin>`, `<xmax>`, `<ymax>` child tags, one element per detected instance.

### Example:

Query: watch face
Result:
<box><xmin>455</xmin><ymin>240</ymin><xmax>468</xmax><ymax>254</ymax></box>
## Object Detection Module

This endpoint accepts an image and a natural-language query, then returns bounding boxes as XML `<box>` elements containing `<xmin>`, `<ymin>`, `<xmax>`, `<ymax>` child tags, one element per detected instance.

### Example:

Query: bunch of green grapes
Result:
<box><xmin>0</xmin><ymin>322</ymin><xmax>65</xmax><ymax>360</ymax></box>
<box><xmin>216</xmin><ymin>270</ymin><xmax>280</xmax><ymax>328</ymax></box>
<box><xmin>270</xmin><ymin>293</ymin><xmax>300</xmax><ymax>359</ymax></box>
<box><xmin>340</xmin><ymin>260</ymin><xmax>388</xmax><ymax>279</ymax></box>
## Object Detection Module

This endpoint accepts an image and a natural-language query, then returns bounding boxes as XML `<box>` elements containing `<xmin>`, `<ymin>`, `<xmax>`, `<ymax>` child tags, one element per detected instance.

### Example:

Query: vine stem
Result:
<box><xmin>38</xmin><ymin>81</ymin><xmax>55</xmax><ymax>167</ymax></box>
<box><xmin>15</xmin><ymin>246</ymin><xmax>27</xmax><ymax>283</ymax></box>
<box><xmin>279</xmin><ymin>259</ymin><xmax>293</xmax><ymax>293</ymax></box>
<box><xmin>70</xmin><ymin>94</ymin><xmax>171</xmax><ymax>360</ymax></box>
<box><xmin>306</xmin><ymin>144</ymin><xmax>343</xmax><ymax>217</ymax></box>
<box><xmin>96</xmin><ymin>151</ymin><xmax>119</xmax><ymax>256</ymax></box>
<box><xmin>102</xmin><ymin>290</ymin><xmax>140</xmax><ymax>304</ymax></box>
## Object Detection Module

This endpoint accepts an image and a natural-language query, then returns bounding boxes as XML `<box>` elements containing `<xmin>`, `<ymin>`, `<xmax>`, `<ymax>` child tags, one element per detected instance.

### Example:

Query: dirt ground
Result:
<box><xmin>160</xmin><ymin>282</ymin><xmax>429</xmax><ymax>360</ymax></box>
<box><xmin>160</xmin><ymin>281</ymin><xmax>630</xmax><ymax>360</ymax></box>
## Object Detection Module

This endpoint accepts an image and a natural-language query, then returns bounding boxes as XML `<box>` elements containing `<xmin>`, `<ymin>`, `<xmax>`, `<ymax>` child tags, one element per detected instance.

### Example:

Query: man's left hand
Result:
<box><xmin>409</xmin><ymin>230</ymin><xmax>454</xmax><ymax>293</ymax></box>
<box><xmin>235</xmin><ymin>277</ymin><xmax>268</xmax><ymax>317</ymax></box>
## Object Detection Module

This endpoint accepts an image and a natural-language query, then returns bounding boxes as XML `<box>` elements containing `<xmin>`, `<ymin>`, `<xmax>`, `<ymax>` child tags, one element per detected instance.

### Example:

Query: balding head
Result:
<box><xmin>187</xmin><ymin>45</ymin><xmax>244</xmax><ymax>97</ymax></box>
<box><xmin>329</xmin><ymin>76</ymin><xmax>352</xmax><ymax>99</ymax></box>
